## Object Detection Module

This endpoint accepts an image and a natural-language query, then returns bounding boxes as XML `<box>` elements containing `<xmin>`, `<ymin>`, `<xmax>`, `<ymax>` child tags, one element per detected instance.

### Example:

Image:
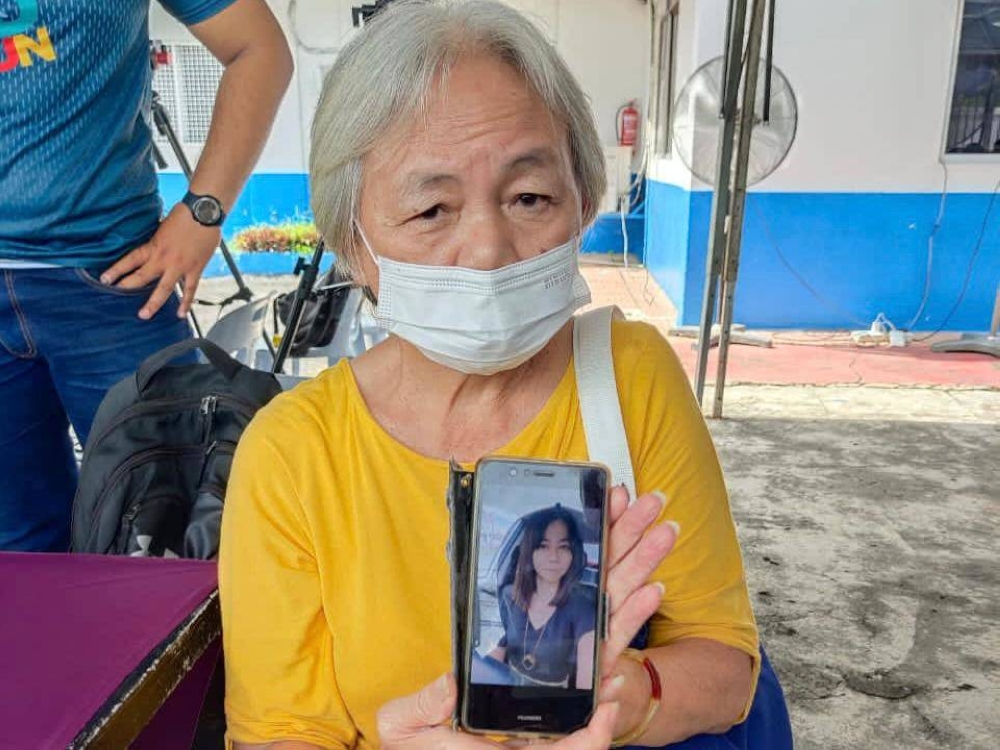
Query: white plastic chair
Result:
<box><xmin>204</xmin><ymin>295</ymin><xmax>274</xmax><ymax>367</ymax></box>
<box><xmin>304</xmin><ymin>287</ymin><xmax>387</xmax><ymax>365</ymax></box>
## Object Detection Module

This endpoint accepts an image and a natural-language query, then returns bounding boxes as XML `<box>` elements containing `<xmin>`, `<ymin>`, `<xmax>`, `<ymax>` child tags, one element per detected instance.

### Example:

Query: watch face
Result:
<box><xmin>192</xmin><ymin>196</ymin><xmax>222</xmax><ymax>225</ymax></box>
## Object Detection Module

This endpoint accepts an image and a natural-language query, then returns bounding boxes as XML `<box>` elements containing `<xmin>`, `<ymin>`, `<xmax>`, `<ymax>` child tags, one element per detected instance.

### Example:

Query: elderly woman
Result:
<box><xmin>219</xmin><ymin>1</ymin><xmax>760</xmax><ymax>748</ymax></box>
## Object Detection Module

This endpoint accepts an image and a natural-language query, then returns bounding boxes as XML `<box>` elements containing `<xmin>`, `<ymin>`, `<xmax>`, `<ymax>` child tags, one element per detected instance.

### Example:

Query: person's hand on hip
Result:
<box><xmin>101</xmin><ymin>204</ymin><xmax>220</xmax><ymax>320</ymax></box>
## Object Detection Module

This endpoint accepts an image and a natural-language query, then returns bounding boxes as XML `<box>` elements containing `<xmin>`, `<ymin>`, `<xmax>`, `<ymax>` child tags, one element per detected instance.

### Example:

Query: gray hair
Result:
<box><xmin>309</xmin><ymin>0</ymin><xmax>606</xmax><ymax>273</ymax></box>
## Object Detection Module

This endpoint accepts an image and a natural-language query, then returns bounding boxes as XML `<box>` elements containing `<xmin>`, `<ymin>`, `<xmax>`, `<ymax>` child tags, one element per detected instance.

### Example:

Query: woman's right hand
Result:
<box><xmin>377</xmin><ymin>673</ymin><xmax>620</xmax><ymax>749</ymax></box>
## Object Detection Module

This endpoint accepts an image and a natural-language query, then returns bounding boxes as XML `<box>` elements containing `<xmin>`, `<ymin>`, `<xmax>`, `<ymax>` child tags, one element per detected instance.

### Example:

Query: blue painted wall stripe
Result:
<box><xmin>645</xmin><ymin>180</ymin><xmax>1000</xmax><ymax>332</ymax></box>
<box><xmin>642</xmin><ymin>182</ymin><xmax>692</xmax><ymax>314</ymax></box>
<box><xmin>160</xmin><ymin>173</ymin><xmax>313</xmax><ymax>242</ymax></box>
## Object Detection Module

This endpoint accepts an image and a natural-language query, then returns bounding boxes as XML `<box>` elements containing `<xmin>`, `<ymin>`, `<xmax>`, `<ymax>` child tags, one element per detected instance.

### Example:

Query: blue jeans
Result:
<box><xmin>0</xmin><ymin>267</ymin><xmax>192</xmax><ymax>552</ymax></box>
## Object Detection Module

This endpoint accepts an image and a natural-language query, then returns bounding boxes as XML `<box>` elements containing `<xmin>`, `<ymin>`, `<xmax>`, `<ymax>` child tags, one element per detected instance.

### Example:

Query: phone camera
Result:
<box><xmin>509</xmin><ymin>468</ymin><xmax>518</xmax><ymax>477</ymax></box>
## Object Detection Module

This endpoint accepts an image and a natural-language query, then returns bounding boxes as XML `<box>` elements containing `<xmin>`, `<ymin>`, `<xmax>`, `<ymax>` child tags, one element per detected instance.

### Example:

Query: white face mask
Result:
<box><xmin>356</xmin><ymin>225</ymin><xmax>591</xmax><ymax>375</ymax></box>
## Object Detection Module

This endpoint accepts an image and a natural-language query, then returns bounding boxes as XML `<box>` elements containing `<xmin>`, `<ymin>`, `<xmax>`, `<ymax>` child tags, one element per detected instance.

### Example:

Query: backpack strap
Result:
<box><xmin>136</xmin><ymin>338</ymin><xmax>241</xmax><ymax>393</ymax></box>
<box><xmin>573</xmin><ymin>306</ymin><xmax>637</xmax><ymax>502</ymax></box>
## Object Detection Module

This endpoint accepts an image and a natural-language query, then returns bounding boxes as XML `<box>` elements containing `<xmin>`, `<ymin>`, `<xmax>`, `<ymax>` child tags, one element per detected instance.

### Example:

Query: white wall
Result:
<box><xmin>648</xmin><ymin>0</ymin><xmax>1000</xmax><ymax>194</ymax></box>
<box><xmin>648</xmin><ymin>0</ymin><xmax>699</xmax><ymax>188</ymax></box>
<box><xmin>547</xmin><ymin>0</ymin><xmax>650</xmax><ymax>147</ymax></box>
<box><xmin>150</xmin><ymin>0</ymin><xmax>308</xmax><ymax>172</ymax></box>
<box><xmin>150</xmin><ymin>0</ymin><xmax>652</xmax><ymax>173</ymax></box>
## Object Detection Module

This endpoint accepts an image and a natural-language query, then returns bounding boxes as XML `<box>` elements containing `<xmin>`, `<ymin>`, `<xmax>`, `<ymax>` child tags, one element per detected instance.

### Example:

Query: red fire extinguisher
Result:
<box><xmin>617</xmin><ymin>100</ymin><xmax>640</xmax><ymax>147</ymax></box>
<box><xmin>150</xmin><ymin>41</ymin><xmax>172</xmax><ymax>69</ymax></box>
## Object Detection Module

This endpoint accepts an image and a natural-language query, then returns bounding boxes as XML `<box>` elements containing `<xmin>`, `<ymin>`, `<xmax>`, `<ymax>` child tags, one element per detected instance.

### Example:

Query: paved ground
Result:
<box><xmin>197</xmin><ymin>268</ymin><xmax>999</xmax><ymax>749</ymax></box>
<box><xmin>586</xmin><ymin>264</ymin><xmax>998</xmax><ymax>748</ymax></box>
<box><xmin>675</xmin><ymin>335</ymin><xmax>1000</xmax><ymax>390</ymax></box>
<box><xmin>715</xmin><ymin>419</ymin><xmax>998</xmax><ymax>750</ymax></box>
<box><xmin>579</xmin><ymin>262</ymin><xmax>999</xmax><ymax>391</ymax></box>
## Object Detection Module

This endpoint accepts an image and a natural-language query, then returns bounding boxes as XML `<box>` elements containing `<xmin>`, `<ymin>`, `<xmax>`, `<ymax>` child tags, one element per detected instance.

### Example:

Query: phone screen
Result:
<box><xmin>461</xmin><ymin>458</ymin><xmax>609</xmax><ymax>736</ymax></box>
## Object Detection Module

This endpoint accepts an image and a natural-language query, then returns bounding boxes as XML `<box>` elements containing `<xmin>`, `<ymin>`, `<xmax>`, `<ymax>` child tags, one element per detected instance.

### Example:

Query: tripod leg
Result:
<box><xmin>152</xmin><ymin>93</ymin><xmax>254</xmax><ymax>303</ymax></box>
<box><xmin>177</xmin><ymin>283</ymin><xmax>204</xmax><ymax>337</ymax></box>
<box><xmin>694</xmin><ymin>0</ymin><xmax>747</xmax><ymax>408</ymax></box>
<box><xmin>272</xmin><ymin>242</ymin><xmax>327</xmax><ymax>375</ymax></box>
<box><xmin>217</xmin><ymin>237</ymin><xmax>251</xmax><ymax>300</ymax></box>
<box><xmin>713</xmin><ymin>0</ymin><xmax>767</xmax><ymax>419</ymax></box>
<box><xmin>152</xmin><ymin>142</ymin><xmax>168</xmax><ymax>170</ymax></box>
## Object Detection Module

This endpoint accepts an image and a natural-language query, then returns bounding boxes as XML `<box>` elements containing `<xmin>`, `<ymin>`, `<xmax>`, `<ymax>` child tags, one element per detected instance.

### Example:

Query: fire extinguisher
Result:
<box><xmin>617</xmin><ymin>100</ymin><xmax>640</xmax><ymax>147</ymax></box>
<box><xmin>149</xmin><ymin>41</ymin><xmax>172</xmax><ymax>70</ymax></box>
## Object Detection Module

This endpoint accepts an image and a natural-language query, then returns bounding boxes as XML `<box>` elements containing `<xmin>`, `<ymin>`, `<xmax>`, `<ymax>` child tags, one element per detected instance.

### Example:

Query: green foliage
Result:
<box><xmin>233</xmin><ymin>222</ymin><xmax>320</xmax><ymax>255</ymax></box>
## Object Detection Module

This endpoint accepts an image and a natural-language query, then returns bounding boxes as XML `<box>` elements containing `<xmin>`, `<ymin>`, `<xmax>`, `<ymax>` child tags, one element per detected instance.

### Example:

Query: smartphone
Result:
<box><xmin>459</xmin><ymin>457</ymin><xmax>610</xmax><ymax>739</ymax></box>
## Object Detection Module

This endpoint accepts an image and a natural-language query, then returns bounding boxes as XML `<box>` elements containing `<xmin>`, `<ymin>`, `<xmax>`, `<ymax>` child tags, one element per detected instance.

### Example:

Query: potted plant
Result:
<box><xmin>228</xmin><ymin>221</ymin><xmax>325</xmax><ymax>274</ymax></box>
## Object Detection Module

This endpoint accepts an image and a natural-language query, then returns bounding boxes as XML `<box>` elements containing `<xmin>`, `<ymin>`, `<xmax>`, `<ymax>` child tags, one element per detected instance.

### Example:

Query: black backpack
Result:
<box><xmin>273</xmin><ymin>266</ymin><xmax>352</xmax><ymax>357</ymax></box>
<box><xmin>71</xmin><ymin>339</ymin><xmax>282</xmax><ymax>558</ymax></box>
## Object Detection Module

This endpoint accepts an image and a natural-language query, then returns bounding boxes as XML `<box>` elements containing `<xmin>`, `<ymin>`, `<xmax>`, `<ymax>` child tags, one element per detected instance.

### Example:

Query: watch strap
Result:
<box><xmin>181</xmin><ymin>191</ymin><xmax>226</xmax><ymax>226</ymax></box>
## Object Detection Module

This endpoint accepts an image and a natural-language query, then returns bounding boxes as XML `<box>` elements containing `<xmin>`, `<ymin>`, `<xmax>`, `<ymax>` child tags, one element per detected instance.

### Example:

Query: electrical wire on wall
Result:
<box><xmin>616</xmin><ymin>0</ymin><xmax>659</xmax><ymax>271</ymax></box>
<box><xmin>912</xmin><ymin>177</ymin><xmax>1000</xmax><ymax>342</ymax></box>
<box><xmin>751</xmin><ymin>177</ymin><xmax>1000</xmax><ymax>343</ymax></box>
<box><xmin>750</xmin><ymin>200</ymin><xmax>870</xmax><ymax>330</ymax></box>
<box><xmin>618</xmin><ymin>138</ymin><xmax>651</xmax><ymax>270</ymax></box>
<box><xmin>904</xmin><ymin>162</ymin><xmax>950</xmax><ymax>331</ymax></box>
<box><xmin>616</xmin><ymin>0</ymin><xmax>674</xmax><ymax>304</ymax></box>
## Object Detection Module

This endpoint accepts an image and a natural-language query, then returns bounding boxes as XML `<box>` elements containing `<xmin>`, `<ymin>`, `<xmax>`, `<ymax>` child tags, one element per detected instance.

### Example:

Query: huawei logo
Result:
<box><xmin>517</xmin><ymin>715</ymin><xmax>543</xmax><ymax>722</ymax></box>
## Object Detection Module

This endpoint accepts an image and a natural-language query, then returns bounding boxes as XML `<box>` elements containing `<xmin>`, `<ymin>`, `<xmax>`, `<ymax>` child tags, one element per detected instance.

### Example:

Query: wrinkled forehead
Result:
<box><xmin>361</xmin><ymin>54</ymin><xmax>574</xmax><ymax>186</ymax></box>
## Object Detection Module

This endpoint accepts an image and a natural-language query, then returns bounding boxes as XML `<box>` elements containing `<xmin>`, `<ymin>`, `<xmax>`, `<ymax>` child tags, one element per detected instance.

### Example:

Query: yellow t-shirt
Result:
<box><xmin>219</xmin><ymin>320</ymin><xmax>759</xmax><ymax>748</ymax></box>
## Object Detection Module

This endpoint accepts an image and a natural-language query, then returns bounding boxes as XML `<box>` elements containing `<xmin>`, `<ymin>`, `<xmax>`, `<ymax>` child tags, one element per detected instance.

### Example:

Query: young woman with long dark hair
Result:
<box><xmin>488</xmin><ymin>506</ymin><xmax>597</xmax><ymax>688</ymax></box>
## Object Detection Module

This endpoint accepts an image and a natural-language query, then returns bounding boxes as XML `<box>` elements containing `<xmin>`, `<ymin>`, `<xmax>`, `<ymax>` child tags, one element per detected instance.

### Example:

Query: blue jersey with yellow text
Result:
<box><xmin>0</xmin><ymin>0</ymin><xmax>234</xmax><ymax>267</ymax></box>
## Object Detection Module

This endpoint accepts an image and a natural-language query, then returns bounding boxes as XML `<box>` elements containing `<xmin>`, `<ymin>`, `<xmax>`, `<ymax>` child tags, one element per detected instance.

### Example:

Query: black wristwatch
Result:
<box><xmin>181</xmin><ymin>191</ymin><xmax>226</xmax><ymax>227</ymax></box>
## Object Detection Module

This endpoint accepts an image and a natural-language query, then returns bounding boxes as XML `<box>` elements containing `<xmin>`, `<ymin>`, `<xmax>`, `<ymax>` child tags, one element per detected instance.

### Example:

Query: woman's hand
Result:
<box><xmin>597</xmin><ymin>486</ymin><xmax>679</xmax><ymax>736</ymax></box>
<box><xmin>377</xmin><ymin>673</ymin><xmax>619</xmax><ymax>749</ymax></box>
<box><xmin>377</xmin><ymin>488</ymin><xmax>676</xmax><ymax>749</ymax></box>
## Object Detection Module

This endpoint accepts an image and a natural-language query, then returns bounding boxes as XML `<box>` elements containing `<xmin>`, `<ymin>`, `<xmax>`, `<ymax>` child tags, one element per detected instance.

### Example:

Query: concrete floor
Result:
<box><xmin>196</xmin><ymin>271</ymin><xmax>999</xmax><ymax>749</ymax></box>
<box><xmin>714</xmin><ymin>418</ymin><xmax>998</xmax><ymax>750</ymax></box>
<box><xmin>581</xmin><ymin>264</ymin><xmax>999</xmax><ymax>391</ymax></box>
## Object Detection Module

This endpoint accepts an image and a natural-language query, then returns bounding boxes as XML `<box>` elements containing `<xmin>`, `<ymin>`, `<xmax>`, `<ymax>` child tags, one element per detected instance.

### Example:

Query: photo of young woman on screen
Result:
<box><xmin>481</xmin><ymin>505</ymin><xmax>597</xmax><ymax>689</ymax></box>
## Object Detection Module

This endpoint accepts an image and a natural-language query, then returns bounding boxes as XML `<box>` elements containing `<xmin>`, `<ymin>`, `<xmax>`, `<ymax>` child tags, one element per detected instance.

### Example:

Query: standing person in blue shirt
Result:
<box><xmin>0</xmin><ymin>0</ymin><xmax>293</xmax><ymax>551</ymax></box>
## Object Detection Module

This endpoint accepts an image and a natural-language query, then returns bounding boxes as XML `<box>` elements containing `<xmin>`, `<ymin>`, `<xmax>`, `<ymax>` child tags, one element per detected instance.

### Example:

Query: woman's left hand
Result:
<box><xmin>597</xmin><ymin>486</ymin><xmax>678</xmax><ymax>735</ymax></box>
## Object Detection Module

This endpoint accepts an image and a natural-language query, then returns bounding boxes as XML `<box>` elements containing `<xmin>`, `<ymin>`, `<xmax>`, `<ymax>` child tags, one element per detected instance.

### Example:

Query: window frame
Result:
<box><xmin>151</xmin><ymin>42</ymin><xmax>223</xmax><ymax>150</ymax></box>
<box><xmin>653</xmin><ymin>2</ymin><xmax>680</xmax><ymax>157</ymax></box>
<box><xmin>942</xmin><ymin>0</ymin><xmax>1000</xmax><ymax>160</ymax></box>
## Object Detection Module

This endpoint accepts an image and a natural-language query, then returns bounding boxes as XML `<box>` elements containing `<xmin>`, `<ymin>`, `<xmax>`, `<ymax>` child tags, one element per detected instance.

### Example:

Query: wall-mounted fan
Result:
<box><xmin>672</xmin><ymin>56</ymin><xmax>798</xmax><ymax>186</ymax></box>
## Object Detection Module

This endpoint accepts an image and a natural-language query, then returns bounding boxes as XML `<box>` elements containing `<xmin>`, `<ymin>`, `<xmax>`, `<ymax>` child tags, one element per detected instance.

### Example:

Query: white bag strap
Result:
<box><xmin>573</xmin><ymin>306</ymin><xmax>637</xmax><ymax>502</ymax></box>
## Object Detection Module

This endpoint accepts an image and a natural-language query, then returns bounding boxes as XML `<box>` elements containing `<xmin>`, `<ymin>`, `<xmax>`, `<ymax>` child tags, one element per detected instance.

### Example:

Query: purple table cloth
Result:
<box><xmin>133</xmin><ymin>638</ymin><xmax>221</xmax><ymax>750</ymax></box>
<box><xmin>0</xmin><ymin>552</ymin><xmax>218</xmax><ymax>749</ymax></box>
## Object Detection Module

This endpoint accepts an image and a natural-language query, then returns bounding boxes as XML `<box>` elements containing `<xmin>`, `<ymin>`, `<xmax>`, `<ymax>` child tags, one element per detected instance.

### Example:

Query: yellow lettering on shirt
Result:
<box><xmin>13</xmin><ymin>27</ymin><xmax>56</xmax><ymax>67</ymax></box>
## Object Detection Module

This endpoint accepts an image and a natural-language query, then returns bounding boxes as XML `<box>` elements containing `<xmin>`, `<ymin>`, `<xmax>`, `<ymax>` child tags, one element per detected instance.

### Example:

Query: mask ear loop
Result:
<box><xmin>571</xmin><ymin>215</ymin><xmax>585</xmax><ymax>255</ymax></box>
<box><xmin>354</xmin><ymin>220</ymin><xmax>380</xmax><ymax>267</ymax></box>
<box><xmin>352</xmin><ymin>220</ymin><xmax>380</xmax><ymax>306</ymax></box>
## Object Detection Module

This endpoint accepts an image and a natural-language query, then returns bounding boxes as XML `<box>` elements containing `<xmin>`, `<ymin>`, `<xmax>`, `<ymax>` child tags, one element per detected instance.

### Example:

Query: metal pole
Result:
<box><xmin>184</xmin><ymin>285</ymin><xmax>204</xmax><ymax>338</ymax></box>
<box><xmin>693</xmin><ymin>0</ymin><xmax>748</xmax><ymax>406</ymax></box>
<box><xmin>713</xmin><ymin>0</ymin><xmax>767</xmax><ymax>419</ymax></box>
<box><xmin>763</xmin><ymin>0</ymin><xmax>776</xmax><ymax>123</ymax></box>
<box><xmin>719</xmin><ymin>0</ymin><xmax>737</xmax><ymax>117</ymax></box>
<box><xmin>150</xmin><ymin>93</ymin><xmax>278</xmax><ymax>358</ymax></box>
<box><xmin>272</xmin><ymin>241</ymin><xmax>327</xmax><ymax>375</ymax></box>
